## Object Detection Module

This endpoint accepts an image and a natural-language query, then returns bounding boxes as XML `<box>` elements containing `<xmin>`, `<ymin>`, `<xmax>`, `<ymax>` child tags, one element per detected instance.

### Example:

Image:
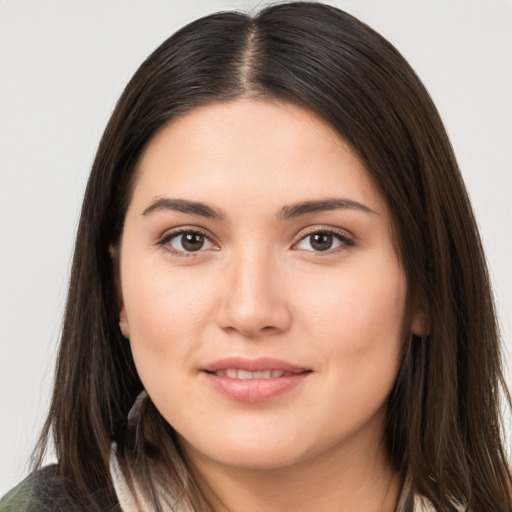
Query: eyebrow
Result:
<box><xmin>278</xmin><ymin>198</ymin><xmax>377</xmax><ymax>219</ymax></box>
<box><xmin>142</xmin><ymin>198</ymin><xmax>225</xmax><ymax>219</ymax></box>
<box><xmin>142</xmin><ymin>196</ymin><xmax>377</xmax><ymax>220</ymax></box>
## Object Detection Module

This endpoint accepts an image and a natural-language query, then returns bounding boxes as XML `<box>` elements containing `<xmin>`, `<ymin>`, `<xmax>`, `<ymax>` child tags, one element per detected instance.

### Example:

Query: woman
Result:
<box><xmin>1</xmin><ymin>2</ymin><xmax>510</xmax><ymax>511</ymax></box>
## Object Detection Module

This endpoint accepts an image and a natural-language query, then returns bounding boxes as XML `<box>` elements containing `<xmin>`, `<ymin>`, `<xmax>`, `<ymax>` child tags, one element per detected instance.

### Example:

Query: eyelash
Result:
<box><xmin>158</xmin><ymin>227</ymin><xmax>354</xmax><ymax>257</ymax></box>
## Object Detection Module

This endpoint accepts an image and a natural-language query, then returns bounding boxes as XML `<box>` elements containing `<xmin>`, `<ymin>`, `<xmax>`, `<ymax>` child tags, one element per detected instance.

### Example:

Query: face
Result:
<box><xmin>117</xmin><ymin>99</ymin><xmax>422</xmax><ymax>472</ymax></box>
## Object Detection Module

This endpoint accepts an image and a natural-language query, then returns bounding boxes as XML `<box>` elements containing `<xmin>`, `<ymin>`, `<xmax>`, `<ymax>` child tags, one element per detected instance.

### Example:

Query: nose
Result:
<box><xmin>215</xmin><ymin>250</ymin><xmax>292</xmax><ymax>338</ymax></box>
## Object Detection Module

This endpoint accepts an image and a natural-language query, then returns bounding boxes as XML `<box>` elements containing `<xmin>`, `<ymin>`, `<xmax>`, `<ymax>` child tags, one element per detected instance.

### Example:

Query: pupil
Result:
<box><xmin>182</xmin><ymin>233</ymin><xmax>204</xmax><ymax>251</ymax></box>
<box><xmin>311</xmin><ymin>233</ymin><xmax>332</xmax><ymax>251</ymax></box>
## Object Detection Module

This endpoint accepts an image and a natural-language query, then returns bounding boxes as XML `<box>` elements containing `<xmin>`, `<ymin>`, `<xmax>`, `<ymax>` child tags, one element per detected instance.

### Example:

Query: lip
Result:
<box><xmin>202</xmin><ymin>356</ymin><xmax>309</xmax><ymax>374</ymax></box>
<box><xmin>200</xmin><ymin>357</ymin><xmax>312</xmax><ymax>402</ymax></box>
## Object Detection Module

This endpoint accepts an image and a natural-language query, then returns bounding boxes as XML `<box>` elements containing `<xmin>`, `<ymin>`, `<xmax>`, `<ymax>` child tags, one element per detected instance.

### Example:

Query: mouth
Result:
<box><xmin>201</xmin><ymin>357</ymin><xmax>312</xmax><ymax>402</ymax></box>
<box><xmin>207</xmin><ymin>368</ymin><xmax>297</xmax><ymax>379</ymax></box>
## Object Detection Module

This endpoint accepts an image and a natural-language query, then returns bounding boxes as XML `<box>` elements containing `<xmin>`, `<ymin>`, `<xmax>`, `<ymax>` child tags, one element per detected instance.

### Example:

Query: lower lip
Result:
<box><xmin>202</xmin><ymin>372</ymin><xmax>310</xmax><ymax>402</ymax></box>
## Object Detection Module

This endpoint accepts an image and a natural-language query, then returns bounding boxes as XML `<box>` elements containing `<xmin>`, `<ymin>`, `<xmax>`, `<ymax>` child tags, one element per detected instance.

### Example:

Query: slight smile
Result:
<box><xmin>201</xmin><ymin>357</ymin><xmax>312</xmax><ymax>402</ymax></box>
<box><xmin>209</xmin><ymin>369</ymin><xmax>295</xmax><ymax>379</ymax></box>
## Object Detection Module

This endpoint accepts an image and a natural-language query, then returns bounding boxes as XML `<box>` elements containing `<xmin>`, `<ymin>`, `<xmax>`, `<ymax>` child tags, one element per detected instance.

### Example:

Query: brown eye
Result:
<box><xmin>295</xmin><ymin>230</ymin><xmax>351</xmax><ymax>253</ymax></box>
<box><xmin>181</xmin><ymin>233</ymin><xmax>205</xmax><ymax>251</ymax></box>
<box><xmin>310</xmin><ymin>233</ymin><xmax>334</xmax><ymax>251</ymax></box>
<box><xmin>165</xmin><ymin>231</ymin><xmax>215</xmax><ymax>254</ymax></box>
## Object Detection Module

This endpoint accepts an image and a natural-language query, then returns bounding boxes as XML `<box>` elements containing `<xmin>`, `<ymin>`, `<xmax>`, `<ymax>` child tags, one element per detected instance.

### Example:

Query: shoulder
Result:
<box><xmin>0</xmin><ymin>465</ymin><xmax>121</xmax><ymax>512</ymax></box>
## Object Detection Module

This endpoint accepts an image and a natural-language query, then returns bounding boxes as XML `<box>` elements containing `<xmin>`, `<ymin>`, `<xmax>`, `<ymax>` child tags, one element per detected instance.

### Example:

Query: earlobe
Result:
<box><xmin>411</xmin><ymin>307</ymin><xmax>429</xmax><ymax>337</ymax></box>
<box><xmin>119</xmin><ymin>308</ymin><xmax>130</xmax><ymax>339</ymax></box>
<box><xmin>109</xmin><ymin>244</ymin><xmax>130</xmax><ymax>339</ymax></box>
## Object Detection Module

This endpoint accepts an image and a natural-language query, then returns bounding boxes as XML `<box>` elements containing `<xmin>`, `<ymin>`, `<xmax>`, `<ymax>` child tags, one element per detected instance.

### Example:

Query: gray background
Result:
<box><xmin>1</xmin><ymin>0</ymin><xmax>511</xmax><ymax>495</ymax></box>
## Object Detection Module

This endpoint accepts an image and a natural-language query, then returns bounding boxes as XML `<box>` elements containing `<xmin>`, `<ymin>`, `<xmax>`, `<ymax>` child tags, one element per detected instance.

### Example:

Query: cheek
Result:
<box><xmin>294</xmin><ymin>257</ymin><xmax>407</xmax><ymax>372</ymax></box>
<box><xmin>121</xmin><ymin>258</ymin><xmax>217</xmax><ymax>363</ymax></box>
<box><xmin>288</xmin><ymin>260</ymin><xmax>407</xmax><ymax>440</ymax></box>
<box><xmin>302</xmin><ymin>258</ymin><xmax>406</xmax><ymax>334</ymax></box>
<box><xmin>121</xmin><ymin>262</ymin><xmax>220</xmax><ymax>416</ymax></box>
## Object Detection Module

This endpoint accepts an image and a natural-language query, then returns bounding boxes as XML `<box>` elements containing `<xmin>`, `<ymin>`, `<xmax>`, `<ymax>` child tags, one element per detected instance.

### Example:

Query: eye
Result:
<box><xmin>295</xmin><ymin>230</ymin><xmax>353</xmax><ymax>253</ymax></box>
<box><xmin>162</xmin><ymin>230</ymin><xmax>216</xmax><ymax>254</ymax></box>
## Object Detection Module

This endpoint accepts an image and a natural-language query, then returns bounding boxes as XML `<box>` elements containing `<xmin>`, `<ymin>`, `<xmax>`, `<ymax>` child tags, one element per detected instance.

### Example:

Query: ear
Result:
<box><xmin>109</xmin><ymin>244</ymin><xmax>130</xmax><ymax>340</ymax></box>
<box><xmin>118</xmin><ymin>307</ymin><xmax>130</xmax><ymax>339</ymax></box>
<box><xmin>411</xmin><ymin>301</ymin><xmax>429</xmax><ymax>337</ymax></box>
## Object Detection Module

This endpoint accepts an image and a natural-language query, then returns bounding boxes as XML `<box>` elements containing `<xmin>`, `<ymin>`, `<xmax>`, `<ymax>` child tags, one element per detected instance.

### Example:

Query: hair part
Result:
<box><xmin>32</xmin><ymin>2</ymin><xmax>511</xmax><ymax>511</ymax></box>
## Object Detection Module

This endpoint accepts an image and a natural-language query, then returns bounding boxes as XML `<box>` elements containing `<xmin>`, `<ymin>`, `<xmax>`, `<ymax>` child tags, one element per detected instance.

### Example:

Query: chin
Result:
<box><xmin>179</xmin><ymin>430</ymin><xmax>313</xmax><ymax>471</ymax></box>
<box><xmin>211</xmin><ymin>449</ymin><xmax>307</xmax><ymax>471</ymax></box>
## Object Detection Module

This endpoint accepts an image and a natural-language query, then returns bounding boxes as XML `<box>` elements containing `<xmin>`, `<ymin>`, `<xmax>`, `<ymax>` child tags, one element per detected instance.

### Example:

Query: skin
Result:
<box><xmin>116</xmin><ymin>99</ymin><xmax>424</xmax><ymax>511</ymax></box>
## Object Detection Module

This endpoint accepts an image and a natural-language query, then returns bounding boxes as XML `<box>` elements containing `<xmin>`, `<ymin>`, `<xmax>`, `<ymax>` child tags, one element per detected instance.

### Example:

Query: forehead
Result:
<box><xmin>128</xmin><ymin>99</ymin><xmax>387</xmax><ymax>218</ymax></box>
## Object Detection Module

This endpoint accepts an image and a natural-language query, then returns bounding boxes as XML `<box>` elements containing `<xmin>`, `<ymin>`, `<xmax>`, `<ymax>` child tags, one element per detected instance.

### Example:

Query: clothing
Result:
<box><xmin>0</xmin><ymin>459</ymin><xmax>437</xmax><ymax>512</ymax></box>
<box><xmin>0</xmin><ymin>465</ymin><xmax>120</xmax><ymax>512</ymax></box>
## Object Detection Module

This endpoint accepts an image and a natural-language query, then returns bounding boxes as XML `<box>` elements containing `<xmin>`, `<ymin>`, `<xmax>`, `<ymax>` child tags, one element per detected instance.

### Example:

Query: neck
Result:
<box><xmin>182</xmin><ymin>433</ymin><xmax>401</xmax><ymax>512</ymax></box>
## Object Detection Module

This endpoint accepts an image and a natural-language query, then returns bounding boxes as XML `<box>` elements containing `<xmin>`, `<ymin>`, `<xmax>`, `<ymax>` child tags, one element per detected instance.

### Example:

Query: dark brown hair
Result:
<box><xmin>33</xmin><ymin>2</ymin><xmax>511</xmax><ymax>510</ymax></box>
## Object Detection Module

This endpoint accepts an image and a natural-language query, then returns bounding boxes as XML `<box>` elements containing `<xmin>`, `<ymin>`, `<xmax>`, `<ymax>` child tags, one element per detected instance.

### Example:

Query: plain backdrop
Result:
<box><xmin>1</xmin><ymin>0</ymin><xmax>511</xmax><ymax>496</ymax></box>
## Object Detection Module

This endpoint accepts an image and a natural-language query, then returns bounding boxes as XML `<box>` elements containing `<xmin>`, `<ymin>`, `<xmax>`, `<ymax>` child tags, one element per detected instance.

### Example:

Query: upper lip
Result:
<box><xmin>201</xmin><ymin>357</ymin><xmax>311</xmax><ymax>374</ymax></box>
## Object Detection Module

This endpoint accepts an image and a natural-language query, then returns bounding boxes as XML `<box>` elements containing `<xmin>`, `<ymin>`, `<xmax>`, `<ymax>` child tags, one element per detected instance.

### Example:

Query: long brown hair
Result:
<box><xmin>33</xmin><ymin>2</ymin><xmax>512</xmax><ymax>510</ymax></box>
